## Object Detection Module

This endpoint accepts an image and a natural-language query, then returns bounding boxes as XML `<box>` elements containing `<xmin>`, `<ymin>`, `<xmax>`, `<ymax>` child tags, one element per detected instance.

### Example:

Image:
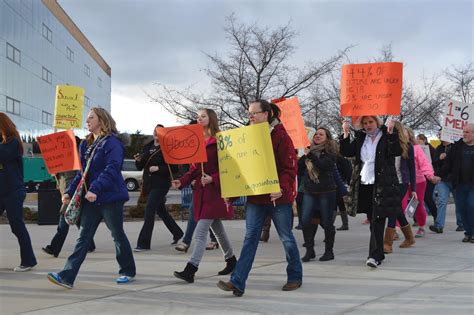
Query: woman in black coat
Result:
<box><xmin>133</xmin><ymin>125</ymin><xmax>182</xmax><ymax>251</ymax></box>
<box><xmin>339</xmin><ymin>116</ymin><xmax>401</xmax><ymax>268</ymax></box>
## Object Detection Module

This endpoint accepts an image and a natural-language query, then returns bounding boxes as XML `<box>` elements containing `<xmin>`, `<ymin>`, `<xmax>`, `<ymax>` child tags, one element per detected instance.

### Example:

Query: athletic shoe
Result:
<box><xmin>415</xmin><ymin>228</ymin><xmax>425</xmax><ymax>238</ymax></box>
<box><xmin>366</xmin><ymin>258</ymin><xmax>381</xmax><ymax>268</ymax></box>
<box><xmin>456</xmin><ymin>226</ymin><xmax>465</xmax><ymax>232</ymax></box>
<box><xmin>133</xmin><ymin>247</ymin><xmax>150</xmax><ymax>252</ymax></box>
<box><xmin>47</xmin><ymin>272</ymin><xmax>73</xmax><ymax>289</ymax></box>
<box><xmin>13</xmin><ymin>265</ymin><xmax>34</xmax><ymax>272</ymax></box>
<box><xmin>116</xmin><ymin>275</ymin><xmax>134</xmax><ymax>284</ymax></box>
<box><xmin>429</xmin><ymin>225</ymin><xmax>443</xmax><ymax>234</ymax></box>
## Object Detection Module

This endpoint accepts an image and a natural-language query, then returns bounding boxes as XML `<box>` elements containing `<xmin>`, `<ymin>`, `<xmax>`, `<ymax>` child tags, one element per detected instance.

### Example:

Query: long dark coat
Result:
<box><xmin>339</xmin><ymin>125</ymin><xmax>402</xmax><ymax>218</ymax></box>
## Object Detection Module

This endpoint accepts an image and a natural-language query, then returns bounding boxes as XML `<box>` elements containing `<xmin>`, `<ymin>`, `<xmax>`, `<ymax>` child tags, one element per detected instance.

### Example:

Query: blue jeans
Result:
<box><xmin>301</xmin><ymin>192</ymin><xmax>336</xmax><ymax>231</ymax></box>
<box><xmin>183</xmin><ymin>201</ymin><xmax>196</xmax><ymax>245</ymax></box>
<box><xmin>434</xmin><ymin>181</ymin><xmax>462</xmax><ymax>228</ymax></box>
<box><xmin>0</xmin><ymin>189</ymin><xmax>37</xmax><ymax>267</ymax></box>
<box><xmin>230</xmin><ymin>203</ymin><xmax>302</xmax><ymax>292</ymax></box>
<box><xmin>58</xmin><ymin>201</ymin><xmax>136</xmax><ymax>285</ymax></box>
<box><xmin>48</xmin><ymin>207</ymin><xmax>95</xmax><ymax>256</ymax></box>
<box><xmin>454</xmin><ymin>184</ymin><xmax>474</xmax><ymax>237</ymax></box>
<box><xmin>137</xmin><ymin>188</ymin><xmax>183</xmax><ymax>249</ymax></box>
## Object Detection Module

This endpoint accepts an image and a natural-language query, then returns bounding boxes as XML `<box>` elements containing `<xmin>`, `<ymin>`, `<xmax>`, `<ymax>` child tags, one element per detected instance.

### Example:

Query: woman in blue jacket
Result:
<box><xmin>0</xmin><ymin>113</ymin><xmax>37</xmax><ymax>272</ymax></box>
<box><xmin>47</xmin><ymin>108</ymin><xmax>136</xmax><ymax>289</ymax></box>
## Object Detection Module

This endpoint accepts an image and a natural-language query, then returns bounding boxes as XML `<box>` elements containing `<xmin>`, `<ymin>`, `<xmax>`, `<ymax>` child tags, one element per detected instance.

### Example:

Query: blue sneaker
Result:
<box><xmin>116</xmin><ymin>275</ymin><xmax>134</xmax><ymax>284</ymax></box>
<box><xmin>47</xmin><ymin>272</ymin><xmax>73</xmax><ymax>289</ymax></box>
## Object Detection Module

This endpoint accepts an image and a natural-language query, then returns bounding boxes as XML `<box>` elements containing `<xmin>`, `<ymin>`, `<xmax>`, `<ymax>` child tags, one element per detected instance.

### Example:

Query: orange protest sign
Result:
<box><xmin>37</xmin><ymin>130</ymin><xmax>80</xmax><ymax>174</ymax></box>
<box><xmin>274</xmin><ymin>96</ymin><xmax>310</xmax><ymax>149</ymax></box>
<box><xmin>156</xmin><ymin>125</ymin><xmax>208</xmax><ymax>164</ymax></box>
<box><xmin>340</xmin><ymin>62</ymin><xmax>403</xmax><ymax>116</ymax></box>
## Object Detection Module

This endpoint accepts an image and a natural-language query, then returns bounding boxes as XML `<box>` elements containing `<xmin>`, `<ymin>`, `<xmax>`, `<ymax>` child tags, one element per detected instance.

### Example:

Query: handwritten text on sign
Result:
<box><xmin>54</xmin><ymin>85</ymin><xmax>85</xmax><ymax>129</ymax></box>
<box><xmin>37</xmin><ymin>130</ymin><xmax>81</xmax><ymax>174</ymax></box>
<box><xmin>156</xmin><ymin>124</ymin><xmax>208</xmax><ymax>164</ymax></box>
<box><xmin>440</xmin><ymin>100</ymin><xmax>473</xmax><ymax>143</ymax></box>
<box><xmin>217</xmin><ymin>123</ymin><xmax>280</xmax><ymax>198</ymax></box>
<box><xmin>340</xmin><ymin>62</ymin><xmax>403</xmax><ymax>116</ymax></box>
<box><xmin>274</xmin><ymin>96</ymin><xmax>310</xmax><ymax>149</ymax></box>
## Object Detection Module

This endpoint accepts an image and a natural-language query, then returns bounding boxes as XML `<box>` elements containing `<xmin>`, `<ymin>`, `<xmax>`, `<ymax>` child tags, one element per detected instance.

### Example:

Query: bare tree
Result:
<box><xmin>147</xmin><ymin>15</ymin><xmax>350</xmax><ymax>128</ymax></box>
<box><xmin>444</xmin><ymin>62</ymin><xmax>473</xmax><ymax>103</ymax></box>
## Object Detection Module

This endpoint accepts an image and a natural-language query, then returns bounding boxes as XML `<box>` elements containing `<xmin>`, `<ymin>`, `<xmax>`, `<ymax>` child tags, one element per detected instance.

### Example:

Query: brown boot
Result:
<box><xmin>399</xmin><ymin>224</ymin><xmax>415</xmax><ymax>248</ymax></box>
<box><xmin>383</xmin><ymin>227</ymin><xmax>395</xmax><ymax>254</ymax></box>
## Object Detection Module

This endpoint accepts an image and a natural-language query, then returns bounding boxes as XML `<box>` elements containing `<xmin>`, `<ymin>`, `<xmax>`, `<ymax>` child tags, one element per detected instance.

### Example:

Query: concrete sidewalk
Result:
<box><xmin>0</xmin><ymin>205</ymin><xmax>472</xmax><ymax>314</ymax></box>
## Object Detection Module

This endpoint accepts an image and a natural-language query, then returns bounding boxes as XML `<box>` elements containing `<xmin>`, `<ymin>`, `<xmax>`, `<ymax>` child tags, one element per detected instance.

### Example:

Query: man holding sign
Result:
<box><xmin>217</xmin><ymin>100</ymin><xmax>302</xmax><ymax>297</ymax></box>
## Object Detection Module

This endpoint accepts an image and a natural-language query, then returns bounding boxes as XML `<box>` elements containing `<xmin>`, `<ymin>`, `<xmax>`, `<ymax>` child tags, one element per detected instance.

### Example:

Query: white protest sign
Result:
<box><xmin>440</xmin><ymin>100</ymin><xmax>473</xmax><ymax>143</ymax></box>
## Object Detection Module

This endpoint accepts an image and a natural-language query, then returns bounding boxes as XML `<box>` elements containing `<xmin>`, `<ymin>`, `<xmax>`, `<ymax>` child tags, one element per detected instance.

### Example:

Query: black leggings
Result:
<box><xmin>424</xmin><ymin>181</ymin><xmax>437</xmax><ymax>220</ymax></box>
<box><xmin>387</xmin><ymin>184</ymin><xmax>409</xmax><ymax>228</ymax></box>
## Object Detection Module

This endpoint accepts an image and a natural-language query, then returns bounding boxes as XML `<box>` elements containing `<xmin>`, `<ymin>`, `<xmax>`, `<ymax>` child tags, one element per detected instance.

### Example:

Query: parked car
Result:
<box><xmin>122</xmin><ymin>159</ymin><xmax>143</xmax><ymax>191</ymax></box>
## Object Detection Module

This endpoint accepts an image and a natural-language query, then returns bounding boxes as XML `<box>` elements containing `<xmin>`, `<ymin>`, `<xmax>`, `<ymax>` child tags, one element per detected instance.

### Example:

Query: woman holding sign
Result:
<box><xmin>133</xmin><ymin>124</ymin><xmax>182</xmax><ymax>251</ymax></box>
<box><xmin>339</xmin><ymin>116</ymin><xmax>401</xmax><ymax>268</ymax></box>
<box><xmin>217</xmin><ymin>100</ymin><xmax>302</xmax><ymax>296</ymax></box>
<box><xmin>172</xmin><ymin>109</ymin><xmax>236</xmax><ymax>283</ymax></box>
<box><xmin>0</xmin><ymin>113</ymin><xmax>37</xmax><ymax>272</ymax></box>
<box><xmin>47</xmin><ymin>108</ymin><xmax>136</xmax><ymax>288</ymax></box>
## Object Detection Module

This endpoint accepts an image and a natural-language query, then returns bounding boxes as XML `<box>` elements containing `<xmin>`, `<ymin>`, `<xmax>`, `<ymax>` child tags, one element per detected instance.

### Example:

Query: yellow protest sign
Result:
<box><xmin>54</xmin><ymin>85</ymin><xmax>84</xmax><ymax>129</ymax></box>
<box><xmin>217</xmin><ymin>123</ymin><xmax>280</xmax><ymax>198</ymax></box>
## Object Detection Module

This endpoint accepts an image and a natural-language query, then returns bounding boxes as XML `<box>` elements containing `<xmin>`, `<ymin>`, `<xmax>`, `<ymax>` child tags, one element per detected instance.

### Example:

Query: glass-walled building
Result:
<box><xmin>0</xmin><ymin>0</ymin><xmax>111</xmax><ymax>136</ymax></box>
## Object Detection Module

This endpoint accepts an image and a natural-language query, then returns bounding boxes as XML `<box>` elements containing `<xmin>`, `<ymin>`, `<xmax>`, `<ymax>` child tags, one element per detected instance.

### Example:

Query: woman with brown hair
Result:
<box><xmin>0</xmin><ymin>113</ymin><xmax>37</xmax><ymax>272</ymax></box>
<box><xmin>172</xmin><ymin>108</ymin><xmax>236</xmax><ymax>283</ymax></box>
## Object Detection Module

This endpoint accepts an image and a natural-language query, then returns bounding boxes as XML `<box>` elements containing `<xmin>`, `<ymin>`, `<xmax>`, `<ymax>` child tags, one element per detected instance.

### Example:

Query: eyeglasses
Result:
<box><xmin>248</xmin><ymin>111</ymin><xmax>264</xmax><ymax>117</ymax></box>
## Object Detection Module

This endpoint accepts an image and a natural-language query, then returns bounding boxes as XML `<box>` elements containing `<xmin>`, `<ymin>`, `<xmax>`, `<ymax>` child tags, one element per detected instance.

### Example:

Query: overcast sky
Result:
<box><xmin>59</xmin><ymin>0</ymin><xmax>473</xmax><ymax>133</ymax></box>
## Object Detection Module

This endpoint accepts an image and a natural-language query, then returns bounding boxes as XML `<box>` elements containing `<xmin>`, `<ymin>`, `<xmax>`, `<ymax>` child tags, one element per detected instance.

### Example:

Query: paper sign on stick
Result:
<box><xmin>37</xmin><ymin>130</ymin><xmax>80</xmax><ymax>174</ymax></box>
<box><xmin>156</xmin><ymin>125</ymin><xmax>208</xmax><ymax>164</ymax></box>
<box><xmin>340</xmin><ymin>62</ymin><xmax>403</xmax><ymax>116</ymax></box>
<box><xmin>440</xmin><ymin>100</ymin><xmax>473</xmax><ymax>143</ymax></box>
<box><xmin>274</xmin><ymin>97</ymin><xmax>311</xmax><ymax>149</ymax></box>
<box><xmin>217</xmin><ymin>123</ymin><xmax>280</xmax><ymax>198</ymax></box>
<box><xmin>54</xmin><ymin>85</ymin><xmax>85</xmax><ymax>129</ymax></box>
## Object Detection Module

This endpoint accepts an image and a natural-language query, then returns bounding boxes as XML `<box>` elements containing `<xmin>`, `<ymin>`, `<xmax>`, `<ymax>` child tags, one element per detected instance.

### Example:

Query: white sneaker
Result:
<box><xmin>366</xmin><ymin>258</ymin><xmax>380</xmax><ymax>268</ymax></box>
<box><xmin>116</xmin><ymin>275</ymin><xmax>135</xmax><ymax>284</ymax></box>
<box><xmin>133</xmin><ymin>247</ymin><xmax>150</xmax><ymax>252</ymax></box>
<box><xmin>14</xmin><ymin>265</ymin><xmax>34</xmax><ymax>272</ymax></box>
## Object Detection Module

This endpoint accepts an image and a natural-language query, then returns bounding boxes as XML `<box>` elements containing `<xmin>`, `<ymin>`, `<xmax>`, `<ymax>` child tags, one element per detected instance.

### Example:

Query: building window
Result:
<box><xmin>66</xmin><ymin>47</ymin><xmax>74</xmax><ymax>62</ymax></box>
<box><xmin>97</xmin><ymin>77</ymin><xmax>102</xmax><ymax>88</ymax></box>
<box><xmin>42</xmin><ymin>23</ymin><xmax>52</xmax><ymax>42</ymax></box>
<box><xmin>84</xmin><ymin>64</ymin><xmax>90</xmax><ymax>77</ymax></box>
<box><xmin>42</xmin><ymin>67</ymin><xmax>52</xmax><ymax>84</ymax></box>
<box><xmin>42</xmin><ymin>111</ymin><xmax>52</xmax><ymax>125</ymax></box>
<box><xmin>6</xmin><ymin>43</ymin><xmax>21</xmax><ymax>65</ymax></box>
<box><xmin>6</xmin><ymin>97</ymin><xmax>20</xmax><ymax>115</ymax></box>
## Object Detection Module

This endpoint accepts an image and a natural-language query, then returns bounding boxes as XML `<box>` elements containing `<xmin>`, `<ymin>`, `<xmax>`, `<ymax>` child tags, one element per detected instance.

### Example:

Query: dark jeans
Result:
<box><xmin>455</xmin><ymin>184</ymin><xmax>474</xmax><ymax>237</ymax></box>
<box><xmin>47</xmin><ymin>210</ymin><xmax>96</xmax><ymax>256</ymax></box>
<box><xmin>387</xmin><ymin>183</ymin><xmax>409</xmax><ymax>228</ymax></box>
<box><xmin>301</xmin><ymin>192</ymin><xmax>336</xmax><ymax>247</ymax></box>
<box><xmin>230</xmin><ymin>203</ymin><xmax>302</xmax><ymax>292</ymax></box>
<box><xmin>58</xmin><ymin>201</ymin><xmax>136</xmax><ymax>285</ymax></box>
<box><xmin>137</xmin><ymin>188</ymin><xmax>183</xmax><ymax>249</ymax></box>
<box><xmin>0</xmin><ymin>189</ymin><xmax>37</xmax><ymax>267</ymax></box>
<box><xmin>359</xmin><ymin>184</ymin><xmax>385</xmax><ymax>262</ymax></box>
<box><xmin>424</xmin><ymin>181</ymin><xmax>438</xmax><ymax>220</ymax></box>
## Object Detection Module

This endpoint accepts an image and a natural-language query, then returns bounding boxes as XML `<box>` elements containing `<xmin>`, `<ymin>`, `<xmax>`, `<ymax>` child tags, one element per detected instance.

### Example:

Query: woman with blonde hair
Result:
<box><xmin>47</xmin><ymin>107</ymin><xmax>136</xmax><ymax>288</ymax></box>
<box><xmin>384</xmin><ymin>120</ymin><xmax>417</xmax><ymax>253</ymax></box>
<box><xmin>0</xmin><ymin>113</ymin><xmax>37</xmax><ymax>272</ymax></box>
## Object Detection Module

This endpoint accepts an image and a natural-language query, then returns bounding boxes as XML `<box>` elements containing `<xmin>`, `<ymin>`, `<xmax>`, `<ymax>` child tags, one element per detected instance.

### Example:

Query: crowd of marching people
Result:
<box><xmin>1</xmin><ymin>101</ymin><xmax>473</xmax><ymax>296</ymax></box>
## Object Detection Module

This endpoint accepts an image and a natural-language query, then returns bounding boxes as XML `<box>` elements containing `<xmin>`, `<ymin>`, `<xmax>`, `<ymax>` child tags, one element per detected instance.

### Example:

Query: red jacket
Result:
<box><xmin>179</xmin><ymin>137</ymin><xmax>234</xmax><ymax>220</ymax></box>
<box><xmin>247</xmin><ymin>123</ymin><xmax>297</xmax><ymax>205</ymax></box>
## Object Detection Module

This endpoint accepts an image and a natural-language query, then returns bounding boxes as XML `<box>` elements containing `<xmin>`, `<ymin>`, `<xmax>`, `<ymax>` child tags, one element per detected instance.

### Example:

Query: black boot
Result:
<box><xmin>218</xmin><ymin>256</ymin><xmax>237</xmax><ymax>275</ymax></box>
<box><xmin>319</xmin><ymin>229</ymin><xmax>335</xmax><ymax>261</ymax></box>
<box><xmin>174</xmin><ymin>263</ymin><xmax>198</xmax><ymax>283</ymax></box>
<box><xmin>301</xmin><ymin>224</ymin><xmax>317</xmax><ymax>262</ymax></box>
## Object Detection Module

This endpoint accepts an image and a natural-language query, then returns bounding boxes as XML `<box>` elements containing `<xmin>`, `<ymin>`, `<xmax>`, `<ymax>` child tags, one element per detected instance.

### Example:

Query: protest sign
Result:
<box><xmin>54</xmin><ymin>85</ymin><xmax>85</xmax><ymax>129</ymax></box>
<box><xmin>217</xmin><ymin>123</ymin><xmax>280</xmax><ymax>198</ymax></box>
<box><xmin>156</xmin><ymin>124</ymin><xmax>207</xmax><ymax>164</ymax></box>
<box><xmin>37</xmin><ymin>130</ymin><xmax>80</xmax><ymax>174</ymax></box>
<box><xmin>274</xmin><ymin>96</ymin><xmax>310</xmax><ymax>149</ymax></box>
<box><xmin>440</xmin><ymin>100</ymin><xmax>473</xmax><ymax>143</ymax></box>
<box><xmin>340</xmin><ymin>62</ymin><xmax>403</xmax><ymax>116</ymax></box>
